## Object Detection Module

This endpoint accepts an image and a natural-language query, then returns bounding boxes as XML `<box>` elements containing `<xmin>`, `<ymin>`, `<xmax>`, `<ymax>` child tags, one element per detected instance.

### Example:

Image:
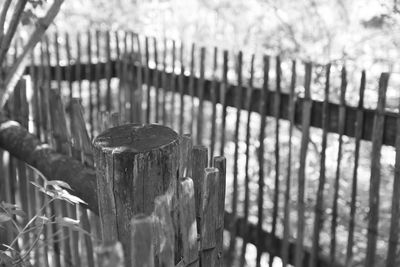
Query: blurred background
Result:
<box><xmin>23</xmin><ymin>0</ymin><xmax>400</xmax><ymax>73</ymax></box>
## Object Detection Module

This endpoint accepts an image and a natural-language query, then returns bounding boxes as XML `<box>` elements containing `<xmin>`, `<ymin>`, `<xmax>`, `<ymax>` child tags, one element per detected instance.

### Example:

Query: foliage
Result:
<box><xmin>0</xmin><ymin>173</ymin><xmax>89</xmax><ymax>267</ymax></box>
<box><xmin>53</xmin><ymin>0</ymin><xmax>400</xmax><ymax>72</ymax></box>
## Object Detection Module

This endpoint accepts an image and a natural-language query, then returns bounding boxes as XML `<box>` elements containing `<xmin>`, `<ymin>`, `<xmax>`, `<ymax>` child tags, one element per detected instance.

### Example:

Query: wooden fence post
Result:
<box><xmin>200</xmin><ymin>167</ymin><xmax>219</xmax><ymax>266</ymax></box>
<box><xmin>131</xmin><ymin>215</ymin><xmax>155</xmax><ymax>267</ymax></box>
<box><xmin>178</xmin><ymin>177</ymin><xmax>199</xmax><ymax>267</ymax></box>
<box><xmin>93</xmin><ymin>124</ymin><xmax>180</xmax><ymax>266</ymax></box>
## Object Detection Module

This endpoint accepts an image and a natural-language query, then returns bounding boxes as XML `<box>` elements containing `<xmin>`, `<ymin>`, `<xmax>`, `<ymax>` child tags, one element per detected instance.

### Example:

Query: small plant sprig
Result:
<box><xmin>0</xmin><ymin>169</ymin><xmax>91</xmax><ymax>267</ymax></box>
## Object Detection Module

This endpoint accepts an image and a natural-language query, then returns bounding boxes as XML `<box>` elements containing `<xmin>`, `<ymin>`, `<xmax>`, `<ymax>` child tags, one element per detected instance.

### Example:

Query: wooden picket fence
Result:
<box><xmin>1</xmin><ymin>29</ymin><xmax>400</xmax><ymax>267</ymax></box>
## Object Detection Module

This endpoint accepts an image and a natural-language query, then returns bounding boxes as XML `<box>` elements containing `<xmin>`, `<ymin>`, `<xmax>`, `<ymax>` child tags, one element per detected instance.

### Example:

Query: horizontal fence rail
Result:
<box><xmin>23</xmin><ymin>61</ymin><xmax>398</xmax><ymax>147</ymax></box>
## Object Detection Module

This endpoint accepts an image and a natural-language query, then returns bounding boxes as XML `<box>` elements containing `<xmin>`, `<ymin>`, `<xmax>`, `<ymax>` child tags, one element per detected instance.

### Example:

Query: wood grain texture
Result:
<box><xmin>200</xmin><ymin>168</ymin><xmax>219</xmax><ymax>267</ymax></box>
<box><xmin>93</xmin><ymin>124</ymin><xmax>179</xmax><ymax>266</ymax></box>
<box><xmin>154</xmin><ymin>194</ymin><xmax>175</xmax><ymax>267</ymax></box>
<box><xmin>178</xmin><ymin>177</ymin><xmax>199</xmax><ymax>267</ymax></box>
<box><xmin>179</xmin><ymin>134</ymin><xmax>193</xmax><ymax>178</ymax></box>
<box><xmin>191</xmin><ymin>145</ymin><xmax>208</xmax><ymax>234</ymax></box>
<box><xmin>130</xmin><ymin>215</ymin><xmax>154</xmax><ymax>267</ymax></box>
<box><xmin>213</xmin><ymin>156</ymin><xmax>226</xmax><ymax>267</ymax></box>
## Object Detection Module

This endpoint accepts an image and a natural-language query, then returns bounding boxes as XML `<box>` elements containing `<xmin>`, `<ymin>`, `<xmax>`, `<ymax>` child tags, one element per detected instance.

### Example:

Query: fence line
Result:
<box><xmin>3</xmin><ymin>30</ymin><xmax>400</xmax><ymax>267</ymax></box>
<box><xmin>21</xmin><ymin>61</ymin><xmax>399</xmax><ymax>147</ymax></box>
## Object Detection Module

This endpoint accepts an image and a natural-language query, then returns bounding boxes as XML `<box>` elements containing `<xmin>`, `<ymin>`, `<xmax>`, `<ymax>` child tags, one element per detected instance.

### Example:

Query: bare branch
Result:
<box><xmin>0</xmin><ymin>0</ymin><xmax>28</xmax><ymax>65</ymax></box>
<box><xmin>0</xmin><ymin>0</ymin><xmax>65</xmax><ymax>109</ymax></box>
<box><xmin>0</xmin><ymin>0</ymin><xmax>12</xmax><ymax>45</ymax></box>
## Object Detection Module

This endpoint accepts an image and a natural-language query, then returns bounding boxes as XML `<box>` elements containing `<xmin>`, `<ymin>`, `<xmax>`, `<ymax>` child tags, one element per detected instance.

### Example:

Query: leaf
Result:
<box><xmin>0</xmin><ymin>213</ymin><xmax>11</xmax><ymax>223</ymax></box>
<box><xmin>55</xmin><ymin>217</ymin><xmax>91</xmax><ymax>236</ymax></box>
<box><xmin>9</xmin><ymin>209</ymin><xmax>26</xmax><ymax>218</ymax></box>
<box><xmin>0</xmin><ymin>251</ymin><xmax>13</xmax><ymax>265</ymax></box>
<box><xmin>46</xmin><ymin>180</ymin><xmax>72</xmax><ymax>190</ymax></box>
<box><xmin>55</xmin><ymin>216</ymin><xmax>79</xmax><ymax>227</ymax></box>
<box><xmin>35</xmin><ymin>216</ymin><xmax>50</xmax><ymax>226</ymax></box>
<box><xmin>30</xmin><ymin>181</ymin><xmax>45</xmax><ymax>192</ymax></box>
<box><xmin>0</xmin><ymin>202</ymin><xmax>18</xmax><ymax>209</ymax></box>
<box><xmin>56</xmin><ymin>189</ymin><xmax>87</xmax><ymax>205</ymax></box>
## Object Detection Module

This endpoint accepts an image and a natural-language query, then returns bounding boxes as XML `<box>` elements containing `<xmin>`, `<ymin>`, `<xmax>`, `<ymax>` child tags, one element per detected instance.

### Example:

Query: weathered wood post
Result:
<box><xmin>93</xmin><ymin>124</ymin><xmax>179</xmax><ymax>266</ymax></box>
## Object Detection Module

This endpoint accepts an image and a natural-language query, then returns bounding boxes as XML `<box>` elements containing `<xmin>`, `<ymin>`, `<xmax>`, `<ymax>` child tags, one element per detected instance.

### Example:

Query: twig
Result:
<box><xmin>0</xmin><ymin>205</ymin><xmax>22</xmax><ymax>233</ymax></box>
<box><xmin>13</xmin><ymin>221</ymin><xmax>44</xmax><ymax>265</ymax></box>
<box><xmin>0</xmin><ymin>0</ymin><xmax>65</xmax><ymax>108</ymax></box>
<box><xmin>0</xmin><ymin>0</ymin><xmax>27</xmax><ymax>65</ymax></box>
<box><xmin>8</xmin><ymin>198</ymin><xmax>54</xmax><ymax>249</ymax></box>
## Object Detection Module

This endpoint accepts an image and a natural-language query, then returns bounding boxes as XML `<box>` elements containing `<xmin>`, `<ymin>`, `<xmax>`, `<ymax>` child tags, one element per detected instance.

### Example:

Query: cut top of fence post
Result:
<box><xmin>93</xmin><ymin>123</ymin><xmax>178</xmax><ymax>154</ymax></box>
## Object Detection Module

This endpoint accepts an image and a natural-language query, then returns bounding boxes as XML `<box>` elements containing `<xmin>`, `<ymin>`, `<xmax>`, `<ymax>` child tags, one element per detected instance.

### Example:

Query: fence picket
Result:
<box><xmin>200</xmin><ymin>168</ymin><xmax>219</xmax><ymax>267</ymax></box>
<box><xmin>134</xmin><ymin>32</ymin><xmax>143</xmax><ymax>123</ymax></box>
<box><xmin>179</xmin><ymin>134</ymin><xmax>193</xmax><ymax>178</ymax></box>
<box><xmin>240</xmin><ymin>54</ymin><xmax>255</xmax><ymax>267</ymax></box>
<box><xmin>105</xmin><ymin>31</ymin><xmax>111</xmax><ymax>111</ymax></box>
<box><xmin>12</xmin><ymin>80</ymin><xmax>30</xmax><ymax>251</ymax></box>
<box><xmin>69</xmin><ymin>98</ymin><xmax>95</xmax><ymax>267</ymax></box>
<box><xmin>209</xmin><ymin>47</ymin><xmax>218</xmax><ymax>162</ymax></box>
<box><xmin>178</xmin><ymin>177</ymin><xmax>199</xmax><ymax>267</ymax></box>
<box><xmin>76</xmin><ymin>32</ymin><xmax>82</xmax><ymax>98</ymax></box>
<box><xmin>346</xmin><ymin>71</ymin><xmax>366</xmax><ymax>266</ymax></box>
<box><xmin>54</xmin><ymin>31</ymin><xmax>61</xmax><ymax>91</ymax></box>
<box><xmin>365</xmin><ymin>73</ymin><xmax>389</xmax><ymax>267</ymax></box>
<box><xmin>213</xmin><ymin>156</ymin><xmax>226</xmax><ymax>267</ymax></box>
<box><xmin>310</xmin><ymin>63</ymin><xmax>331</xmax><ymax>267</ymax></box>
<box><xmin>145</xmin><ymin>36</ymin><xmax>151</xmax><ymax>123</ymax></box>
<box><xmin>121</xmin><ymin>31</ymin><xmax>129</xmax><ymax>122</ymax></box>
<box><xmin>256</xmin><ymin>55</ymin><xmax>269</xmax><ymax>267</ymax></box>
<box><xmin>188</xmin><ymin>43</ymin><xmax>196</xmax><ymax>136</ymax></box>
<box><xmin>170</xmin><ymin>40</ymin><xmax>177</xmax><ymax>128</ymax></box>
<box><xmin>191</xmin><ymin>145</ymin><xmax>208</xmax><ymax>235</ymax></box>
<box><xmin>153</xmin><ymin>37</ymin><xmax>160</xmax><ymax>123</ymax></box>
<box><xmin>48</xmin><ymin>89</ymin><xmax>74</xmax><ymax>267</ymax></box>
<box><xmin>386</xmin><ymin>76</ymin><xmax>400</xmax><ymax>267</ymax></box>
<box><xmin>179</xmin><ymin>42</ymin><xmax>185</xmax><ymax>134</ymax></box>
<box><xmin>115</xmin><ymin>31</ymin><xmax>121</xmax><ymax>114</ymax></box>
<box><xmin>130</xmin><ymin>215</ymin><xmax>155</xmax><ymax>267</ymax></box>
<box><xmin>196</xmin><ymin>47</ymin><xmax>205</xmax><ymax>145</ymax></box>
<box><xmin>86</xmin><ymin>30</ymin><xmax>94</xmax><ymax>137</ymax></box>
<box><xmin>228</xmin><ymin>51</ymin><xmax>243</xmax><ymax>265</ymax></box>
<box><xmin>219</xmin><ymin>50</ymin><xmax>228</xmax><ymax>156</ymax></box>
<box><xmin>154</xmin><ymin>195</ymin><xmax>175</xmax><ymax>267</ymax></box>
<box><xmin>281</xmin><ymin>60</ymin><xmax>296</xmax><ymax>267</ymax></box>
<box><xmin>330</xmin><ymin>66</ymin><xmax>347</xmax><ymax>264</ymax></box>
<box><xmin>95</xmin><ymin>30</ymin><xmax>101</xmax><ymax>112</ymax></box>
<box><xmin>295</xmin><ymin>62</ymin><xmax>313</xmax><ymax>267</ymax></box>
<box><xmin>65</xmin><ymin>32</ymin><xmax>73</xmax><ymax>101</ymax></box>
<box><xmin>269</xmin><ymin>55</ymin><xmax>282</xmax><ymax>266</ymax></box>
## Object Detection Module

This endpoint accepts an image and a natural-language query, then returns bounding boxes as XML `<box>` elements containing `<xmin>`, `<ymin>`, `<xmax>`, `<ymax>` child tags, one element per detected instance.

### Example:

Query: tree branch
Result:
<box><xmin>0</xmin><ymin>0</ymin><xmax>64</xmax><ymax>108</ymax></box>
<box><xmin>0</xmin><ymin>0</ymin><xmax>12</xmax><ymax>45</ymax></box>
<box><xmin>0</xmin><ymin>116</ymin><xmax>99</xmax><ymax>215</ymax></box>
<box><xmin>0</xmin><ymin>0</ymin><xmax>27</xmax><ymax>65</ymax></box>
